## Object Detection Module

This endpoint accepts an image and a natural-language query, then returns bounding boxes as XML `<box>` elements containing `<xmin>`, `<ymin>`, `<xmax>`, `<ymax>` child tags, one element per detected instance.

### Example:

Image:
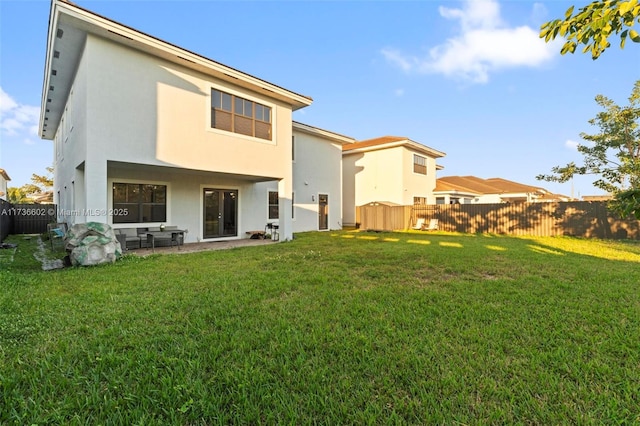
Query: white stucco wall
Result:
<box><xmin>257</xmin><ymin>129</ymin><xmax>344</xmax><ymax>233</ymax></box>
<box><xmin>53</xmin><ymin>44</ymin><xmax>88</xmax><ymax>224</ymax></box>
<box><xmin>85</xmin><ymin>36</ymin><xmax>292</xmax><ymax>179</ymax></box>
<box><xmin>292</xmin><ymin>130</ymin><xmax>343</xmax><ymax>232</ymax></box>
<box><xmin>106</xmin><ymin>166</ymin><xmax>274</xmax><ymax>243</ymax></box>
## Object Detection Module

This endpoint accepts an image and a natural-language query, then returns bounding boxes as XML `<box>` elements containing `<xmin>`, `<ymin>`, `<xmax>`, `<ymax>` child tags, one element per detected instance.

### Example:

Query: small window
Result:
<box><xmin>413</xmin><ymin>197</ymin><xmax>427</xmax><ymax>205</ymax></box>
<box><xmin>268</xmin><ymin>191</ymin><xmax>279</xmax><ymax>219</ymax></box>
<box><xmin>413</xmin><ymin>154</ymin><xmax>427</xmax><ymax>175</ymax></box>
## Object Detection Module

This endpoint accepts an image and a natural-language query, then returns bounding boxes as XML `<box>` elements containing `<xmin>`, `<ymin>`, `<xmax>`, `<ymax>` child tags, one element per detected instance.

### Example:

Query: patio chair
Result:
<box><xmin>47</xmin><ymin>222</ymin><xmax>67</xmax><ymax>250</ymax></box>
<box><xmin>423</xmin><ymin>219</ymin><xmax>439</xmax><ymax>231</ymax></box>
<box><xmin>412</xmin><ymin>218</ymin><xmax>426</xmax><ymax>230</ymax></box>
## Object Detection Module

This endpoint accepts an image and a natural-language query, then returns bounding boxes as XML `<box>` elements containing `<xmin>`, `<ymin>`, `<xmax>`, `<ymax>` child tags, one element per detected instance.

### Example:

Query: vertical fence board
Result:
<box><xmin>12</xmin><ymin>204</ymin><xmax>57</xmax><ymax>235</ymax></box>
<box><xmin>0</xmin><ymin>199</ymin><xmax>14</xmax><ymax>242</ymax></box>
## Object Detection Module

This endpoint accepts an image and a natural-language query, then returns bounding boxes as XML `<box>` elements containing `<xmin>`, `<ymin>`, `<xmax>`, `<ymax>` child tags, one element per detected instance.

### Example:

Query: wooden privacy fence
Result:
<box><xmin>357</xmin><ymin>201</ymin><xmax>640</xmax><ymax>240</ymax></box>
<box><xmin>0</xmin><ymin>199</ymin><xmax>13</xmax><ymax>242</ymax></box>
<box><xmin>7</xmin><ymin>203</ymin><xmax>57</xmax><ymax>235</ymax></box>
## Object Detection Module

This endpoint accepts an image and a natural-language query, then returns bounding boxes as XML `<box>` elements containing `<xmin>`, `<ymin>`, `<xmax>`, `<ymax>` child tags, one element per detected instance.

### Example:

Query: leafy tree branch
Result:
<box><xmin>540</xmin><ymin>0</ymin><xmax>640</xmax><ymax>59</ymax></box>
<box><xmin>537</xmin><ymin>80</ymin><xmax>640</xmax><ymax>218</ymax></box>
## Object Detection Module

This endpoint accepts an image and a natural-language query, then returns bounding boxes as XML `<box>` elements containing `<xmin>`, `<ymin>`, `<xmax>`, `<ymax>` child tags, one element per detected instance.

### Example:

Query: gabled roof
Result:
<box><xmin>435</xmin><ymin>176</ymin><xmax>502</xmax><ymax>194</ymax></box>
<box><xmin>435</xmin><ymin>176</ymin><xmax>557</xmax><ymax>196</ymax></box>
<box><xmin>40</xmin><ymin>0</ymin><xmax>313</xmax><ymax>140</ymax></box>
<box><xmin>484</xmin><ymin>178</ymin><xmax>547</xmax><ymax>194</ymax></box>
<box><xmin>342</xmin><ymin>136</ymin><xmax>446</xmax><ymax>159</ymax></box>
<box><xmin>0</xmin><ymin>169</ymin><xmax>10</xmax><ymax>181</ymax></box>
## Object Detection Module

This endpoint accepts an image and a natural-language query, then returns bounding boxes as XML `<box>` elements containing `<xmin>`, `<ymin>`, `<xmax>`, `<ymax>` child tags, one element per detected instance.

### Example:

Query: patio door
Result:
<box><xmin>318</xmin><ymin>193</ymin><xmax>328</xmax><ymax>230</ymax></box>
<box><xmin>203</xmin><ymin>188</ymin><xmax>237</xmax><ymax>238</ymax></box>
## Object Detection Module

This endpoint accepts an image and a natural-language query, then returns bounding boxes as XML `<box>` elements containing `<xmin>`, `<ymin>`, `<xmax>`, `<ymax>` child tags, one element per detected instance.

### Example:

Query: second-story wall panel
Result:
<box><xmin>84</xmin><ymin>35</ymin><xmax>293</xmax><ymax>180</ymax></box>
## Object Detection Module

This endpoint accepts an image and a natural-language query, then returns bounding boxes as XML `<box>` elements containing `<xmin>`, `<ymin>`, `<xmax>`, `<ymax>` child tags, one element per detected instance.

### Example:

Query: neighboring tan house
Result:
<box><xmin>434</xmin><ymin>176</ymin><xmax>571</xmax><ymax>204</ymax></box>
<box><xmin>40</xmin><ymin>0</ymin><xmax>357</xmax><ymax>242</ymax></box>
<box><xmin>0</xmin><ymin>169</ymin><xmax>9</xmax><ymax>201</ymax></box>
<box><xmin>342</xmin><ymin>136</ymin><xmax>445</xmax><ymax>227</ymax></box>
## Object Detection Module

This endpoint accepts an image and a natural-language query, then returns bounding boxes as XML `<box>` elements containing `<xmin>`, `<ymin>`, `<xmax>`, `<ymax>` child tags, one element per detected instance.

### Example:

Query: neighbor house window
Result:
<box><xmin>413</xmin><ymin>154</ymin><xmax>427</xmax><ymax>175</ymax></box>
<box><xmin>413</xmin><ymin>196</ymin><xmax>427</xmax><ymax>205</ymax></box>
<box><xmin>113</xmin><ymin>183</ymin><xmax>166</xmax><ymax>223</ymax></box>
<box><xmin>436</xmin><ymin>197</ymin><xmax>446</xmax><ymax>205</ymax></box>
<box><xmin>211</xmin><ymin>88</ymin><xmax>271</xmax><ymax>140</ymax></box>
<box><xmin>268</xmin><ymin>191</ymin><xmax>279</xmax><ymax>219</ymax></box>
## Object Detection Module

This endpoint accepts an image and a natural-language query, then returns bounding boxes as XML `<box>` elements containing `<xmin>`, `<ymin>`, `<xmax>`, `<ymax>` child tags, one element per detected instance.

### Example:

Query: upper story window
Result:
<box><xmin>413</xmin><ymin>196</ymin><xmax>427</xmax><ymax>205</ymax></box>
<box><xmin>211</xmin><ymin>88</ymin><xmax>272</xmax><ymax>140</ymax></box>
<box><xmin>413</xmin><ymin>154</ymin><xmax>427</xmax><ymax>175</ymax></box>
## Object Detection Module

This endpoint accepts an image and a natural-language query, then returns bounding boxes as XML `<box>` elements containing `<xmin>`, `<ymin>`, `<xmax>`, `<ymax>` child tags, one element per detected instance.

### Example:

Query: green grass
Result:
<box><xmin>1</xmin><ymin>231</ymin><xmax>639</xmax><ymax>424</ymax></box>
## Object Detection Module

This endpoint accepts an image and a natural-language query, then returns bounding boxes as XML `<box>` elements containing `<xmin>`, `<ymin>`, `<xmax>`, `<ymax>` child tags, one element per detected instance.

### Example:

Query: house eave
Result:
<box><xmin>292</xmin><ymin>121</ymin><xmax>355</xmax><ymax>145</ymax></box>
<box><xmin>343</xmin><ymin>140</ymin><xmax>446</xmax><ymax>158</ymax></box>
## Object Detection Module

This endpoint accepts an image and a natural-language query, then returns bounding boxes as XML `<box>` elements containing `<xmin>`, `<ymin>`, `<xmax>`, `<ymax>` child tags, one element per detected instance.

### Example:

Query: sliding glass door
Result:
<box><xmin>203</xmin><ymin>188</ymin><xmax>237</xmax><ymax>238</ymax></box>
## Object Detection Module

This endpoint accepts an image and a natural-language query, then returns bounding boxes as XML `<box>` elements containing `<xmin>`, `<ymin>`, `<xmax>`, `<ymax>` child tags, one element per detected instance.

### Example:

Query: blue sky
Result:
<box><xmin>1</xmin><ymin>0</ymin><xmax>637</xmax><ymax>198</ymax></box>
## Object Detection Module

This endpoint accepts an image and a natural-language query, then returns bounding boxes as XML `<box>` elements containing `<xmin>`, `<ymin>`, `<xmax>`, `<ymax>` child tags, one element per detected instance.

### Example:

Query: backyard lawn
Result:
<box><xmin>1</xmin><ymin>230</ymin><xmax>639</xmax><ymax>424</ymax></box>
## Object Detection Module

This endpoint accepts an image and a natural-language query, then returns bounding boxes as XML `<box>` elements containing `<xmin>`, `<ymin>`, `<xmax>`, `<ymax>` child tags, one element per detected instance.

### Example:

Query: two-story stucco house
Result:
<box><xmin>342</xmin><ymin>136</ymin><xmax>446</xmax><ymax>227</ymax></box>
<box><xmin>40</xmin><ymin>0</ymin><xmax>352</xmax><ymax>242</ymax></box>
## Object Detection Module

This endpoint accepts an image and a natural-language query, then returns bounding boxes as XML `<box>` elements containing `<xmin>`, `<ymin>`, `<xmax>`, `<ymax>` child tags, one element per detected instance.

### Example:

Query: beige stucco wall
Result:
<box><xmin>342</xmin><ymin>145</ymin><xmax>439</xmax><ymax>225</ymax></box>
<box><xmin>346</xmin><ymin>145</ymin><xmax>438</xmax><ymax>205</ymax></box>
<box><xmin>401</xmin><ymin>148</ymin><xmax>438</xmax><ymax>205</ymax></box>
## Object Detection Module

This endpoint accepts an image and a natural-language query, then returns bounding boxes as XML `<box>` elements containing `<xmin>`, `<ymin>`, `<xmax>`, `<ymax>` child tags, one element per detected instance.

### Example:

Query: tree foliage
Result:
<box><xmin>537</xmin><ymin>80</ymin><xmax>640</xmax><ymax>218</ymax></box>
<box><xmin>31</xmin><ymin>166</ymin><xmax>54</xmax><ymax>190</ymax></box>
<box><xmin>6</xmin><ymin>166</ymin><xmax>54</xmax><ymax>204</ymax></box>
<box><xmin>540</xmin><ymin>0</ymin><xmax>640</xmax><ymax>59</ymax></box>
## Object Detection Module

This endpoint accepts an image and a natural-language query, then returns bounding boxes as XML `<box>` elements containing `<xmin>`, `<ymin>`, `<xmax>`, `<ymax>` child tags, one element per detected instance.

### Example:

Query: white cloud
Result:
<box><xmin>530</xmin><ymin>3</ymin><xmax>550</xmax><ymax>26</ymax></box>
<box><xmin>381</xmin><ymin>0</ymin><xmax>558</xmax><ymax>84</ymax></box>
<box><xmin>565</xmin><ymin>139</ymin><xmax>579</xmax><ymax>150</ymax></box>
<box><xmin>0</xmin><ymin>87</ymin><xmax>40</xmax><ymax>137</ymax></box>
<box><xmin>394</xmin><ymin>88</ymin><xmax>405</xmax><ymax>97</ymax></box>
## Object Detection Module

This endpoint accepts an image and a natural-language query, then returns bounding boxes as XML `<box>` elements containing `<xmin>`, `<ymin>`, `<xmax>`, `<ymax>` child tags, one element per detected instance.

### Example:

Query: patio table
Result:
<box><xmin>146</xmin><ymin>229</ymin><xmax>185</xmax><ymax>252</ymax></box>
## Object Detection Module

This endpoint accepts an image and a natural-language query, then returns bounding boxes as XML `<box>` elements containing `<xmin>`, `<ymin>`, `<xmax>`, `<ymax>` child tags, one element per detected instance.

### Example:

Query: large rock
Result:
<box><xmin>65</xmin><ymin>222</ymin><xmax>122</xmax><ymax>266</ymax></box>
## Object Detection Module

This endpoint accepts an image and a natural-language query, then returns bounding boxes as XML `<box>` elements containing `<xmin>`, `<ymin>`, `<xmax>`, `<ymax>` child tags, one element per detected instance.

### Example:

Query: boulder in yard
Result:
<box><xmin>65</xmin><ymin>222</ymin><xmax>122</xmax><ymax>266</ymax></box>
